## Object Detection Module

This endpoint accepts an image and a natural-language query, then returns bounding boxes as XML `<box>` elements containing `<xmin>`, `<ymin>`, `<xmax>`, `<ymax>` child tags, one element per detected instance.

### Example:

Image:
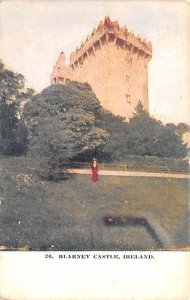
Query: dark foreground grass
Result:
<box><xmin>0</xmin><ymin>157</ymin><xmax>189</xmax><ymax>250</ymax></box>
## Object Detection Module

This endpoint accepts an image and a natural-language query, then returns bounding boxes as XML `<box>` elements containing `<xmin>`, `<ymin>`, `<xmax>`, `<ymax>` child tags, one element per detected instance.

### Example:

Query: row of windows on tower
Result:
<box><xmin>58</xmin><ymin>77</ymin><xmax>70</xmax><ymax>84</ymax></box>
<box><xmin>53</xmin><ymin>77</ymin><xmax>71</xmax><ymax>84</ymax></box>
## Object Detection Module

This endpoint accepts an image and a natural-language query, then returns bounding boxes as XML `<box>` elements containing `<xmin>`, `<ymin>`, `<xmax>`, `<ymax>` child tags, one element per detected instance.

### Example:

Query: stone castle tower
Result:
<box><xmin>51</xmin><ymin>17</ymin><xmax>152</xmax><ymax>119</ymax></box>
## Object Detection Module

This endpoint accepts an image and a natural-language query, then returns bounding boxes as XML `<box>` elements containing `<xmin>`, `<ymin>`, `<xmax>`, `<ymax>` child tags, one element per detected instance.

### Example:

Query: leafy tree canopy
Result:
<box><xmin>166</xmin><ymin>122</ymin><xmax>190</xmax><ymax>137</ymax></box>
<box><xmin>99</xmin><ymin>101</ymin><xmax>188</xmax><ymax>161</ymax></box>
<box><xmin>0</xmin><ymin>60</ymin><xmax>34</xmax><ymax>155</ymax></box>
<box><xmin>0</xmin><ymin>60</ymin><xmax>34</xmax><ymax>106</ymax></box>
<box><xmin>24</xmin><ymin>82</ymin><xmax>108</xmax><ymax>168</ymax></box>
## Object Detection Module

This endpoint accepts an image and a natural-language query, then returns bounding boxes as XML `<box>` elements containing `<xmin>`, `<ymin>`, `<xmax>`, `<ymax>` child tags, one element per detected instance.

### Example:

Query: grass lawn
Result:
<box><xmin>0</xmin><ymin>157</ymin><xmax>189</xmax><ymax>250</ymax></box>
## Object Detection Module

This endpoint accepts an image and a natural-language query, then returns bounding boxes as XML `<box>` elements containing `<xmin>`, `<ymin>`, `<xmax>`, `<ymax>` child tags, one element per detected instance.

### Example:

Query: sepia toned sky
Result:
<box><xmin>0</xmin><ymin>0</ymin><xmax>190</xmax><ymax>124</ymax></box>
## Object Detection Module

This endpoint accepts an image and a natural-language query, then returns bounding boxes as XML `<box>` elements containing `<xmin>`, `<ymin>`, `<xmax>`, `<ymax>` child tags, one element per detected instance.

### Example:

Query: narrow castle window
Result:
<box><xmin>126</xmin><ymin>75</ymin><xmax>130</xmax><ymax>82</ymax></box>
<box><xmin>125</xmin><ymin>53</ymin><xmax>131</xmax><ymax>63</ymax></box>
<box><xmin>125</xmin><ymin>94</ymin><xmax>131</xmax><ymax>104</ymax></box>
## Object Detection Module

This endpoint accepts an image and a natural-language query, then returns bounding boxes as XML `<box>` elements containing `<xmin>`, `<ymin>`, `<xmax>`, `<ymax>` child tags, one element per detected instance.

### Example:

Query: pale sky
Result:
<box><xmin>0</xmin><ymin>0</ymin><xmax>190</xmax><ymax>124</ymax></box>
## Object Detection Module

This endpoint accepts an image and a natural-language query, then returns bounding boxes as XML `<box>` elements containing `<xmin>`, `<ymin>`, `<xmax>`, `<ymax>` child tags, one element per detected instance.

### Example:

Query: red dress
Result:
<box><xmin>90</xmin><ymin>163</ymin><xmax>99</xmax><ymax>182</ymax></box>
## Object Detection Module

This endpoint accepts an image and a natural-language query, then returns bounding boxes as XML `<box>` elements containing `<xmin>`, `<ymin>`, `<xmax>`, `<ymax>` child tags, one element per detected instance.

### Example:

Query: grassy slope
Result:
<box><xmin>0</xmin><ymin>157</ymin><xmax>189</xmax><ymax>250</ymax></box>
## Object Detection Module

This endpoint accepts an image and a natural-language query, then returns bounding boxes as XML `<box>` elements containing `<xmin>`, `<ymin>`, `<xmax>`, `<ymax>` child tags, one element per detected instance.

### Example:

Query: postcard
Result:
<box><xmin>0</xmin><ymin>0</ymin><xmax>190</xmax><ymax>299</ymax></box>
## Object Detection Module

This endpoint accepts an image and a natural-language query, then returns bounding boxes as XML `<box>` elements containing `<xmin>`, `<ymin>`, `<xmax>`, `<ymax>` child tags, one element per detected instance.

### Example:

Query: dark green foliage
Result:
<box><xmin>166</xmin><ymin>122</ymin><xmax>190</xmax><ymax>137</ymax></box>
<box><xmin>22</xmin><ymin>76</ymin><xmax>188</xmax><ymax>167</ymax></box>
<box><xmin>126</xmin><ymin>102</ymin><xmax>188</xmax><ymax>158</ymax></box>
<box><xmin>24</xmin><ymin>83</ymin><xmax>108</xmax><ymax>177</ymax></box>
<box><xmin>99</xmin><ymin>101</ymin><xmax>188</xmax><ymax>161</ymax></box>
<box><xmin>0</xmin><ymin>102</ymin><xmax>28</xmax><ymax>155</ymax></box>
<box><xmin>96</xmin><ymin>108</ymin><xmax>128</xmax><ymax>162</ymax></box>
<box><xmin>0</xmin><ymin>60</ymin><xmax>34</xmax><ymax>106</ymax></box>
<box><xmin>0</xmin><ymin>60</ymin><xmax>33</xmax><ymax>155</ymax></box>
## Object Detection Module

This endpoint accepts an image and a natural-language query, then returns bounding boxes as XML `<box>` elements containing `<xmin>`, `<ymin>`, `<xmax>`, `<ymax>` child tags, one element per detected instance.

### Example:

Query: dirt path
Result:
<box><xmin>67</xmin><ymin>168</ymin><xmax>190</xmax><ymax>179</ymax></box>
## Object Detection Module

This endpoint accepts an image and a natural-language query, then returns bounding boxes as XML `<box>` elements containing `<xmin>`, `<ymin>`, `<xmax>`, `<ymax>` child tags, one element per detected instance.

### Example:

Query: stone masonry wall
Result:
<box><xmin>51</xmin><ymin>17</ymin><xmax>152</xmax><ymax>119</ymax></box>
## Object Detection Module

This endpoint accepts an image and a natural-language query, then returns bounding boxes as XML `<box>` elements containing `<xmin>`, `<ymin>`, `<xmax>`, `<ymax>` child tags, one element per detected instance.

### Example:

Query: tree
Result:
<box><xmin>98</xmin><ymin>101</ymin><xmax>188</xmax><ymax>161</ymax></box>
<box><xmin>97</xmin><ymin>108</ymin><xmax>129</xmax><ymax>162</ymax></box>
<box><xmin>0</xmin><ymin>60</ymin><xmax>34</xmax><ymax>155</ymax></box>
<box><xmin>126</xmin><ymin>102</ymin><xmax>188</xmax><ymax>158</ymax></box>
<box><xmin>175</xmin><ymin>123</ymin><xmax>190</xmax><ymax>136</ymax></box>
<box><xmin>23</xmin><ymin>82</ymin><xmax>108</xmax><ymax>178</ymax></box>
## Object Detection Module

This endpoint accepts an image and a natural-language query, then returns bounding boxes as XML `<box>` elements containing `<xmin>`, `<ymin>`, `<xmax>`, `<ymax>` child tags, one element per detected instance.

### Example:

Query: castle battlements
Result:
<box><xmin>69</xmin><ymin>17</ymin><xmax>152</xmax><ymax>68</ymax></box>
<box><xmin>51</xmin><ymin>17</ymin><xmax>152</xmax><ymax>119</ymax></box>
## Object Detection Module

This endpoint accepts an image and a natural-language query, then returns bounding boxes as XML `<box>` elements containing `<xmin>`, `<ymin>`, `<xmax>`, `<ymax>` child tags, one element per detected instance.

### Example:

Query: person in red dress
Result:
<box><xmin>90</xmin><ymin>158</ymin><xmax>99</xmax><ymax>182</ymax></box>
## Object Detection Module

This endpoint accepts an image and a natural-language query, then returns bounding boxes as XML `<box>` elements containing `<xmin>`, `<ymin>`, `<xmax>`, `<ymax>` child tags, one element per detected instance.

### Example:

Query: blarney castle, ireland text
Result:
<box><xmin>51</xmin><ymin>17</ymin><xmax>152</xmax><ymax>119</ymax></box>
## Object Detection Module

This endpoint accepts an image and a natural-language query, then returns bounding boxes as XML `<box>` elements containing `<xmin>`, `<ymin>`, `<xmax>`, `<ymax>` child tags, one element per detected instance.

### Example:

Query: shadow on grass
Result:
<box><xmin>104</xmin><ymin>215</ymin><xmax>165</xmax><ymax>248</ymax></box>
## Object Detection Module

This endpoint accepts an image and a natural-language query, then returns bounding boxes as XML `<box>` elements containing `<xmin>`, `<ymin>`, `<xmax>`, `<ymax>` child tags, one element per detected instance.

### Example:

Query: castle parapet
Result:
<box><xmin>70</xmin><ymin>28</ymin><xmax>106</xmax><ymax>65</ymax></box>
<box><xmin>69</xmin><ymin>16</ymin><xmax>152</xmax><ymax>67</ymax></box>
